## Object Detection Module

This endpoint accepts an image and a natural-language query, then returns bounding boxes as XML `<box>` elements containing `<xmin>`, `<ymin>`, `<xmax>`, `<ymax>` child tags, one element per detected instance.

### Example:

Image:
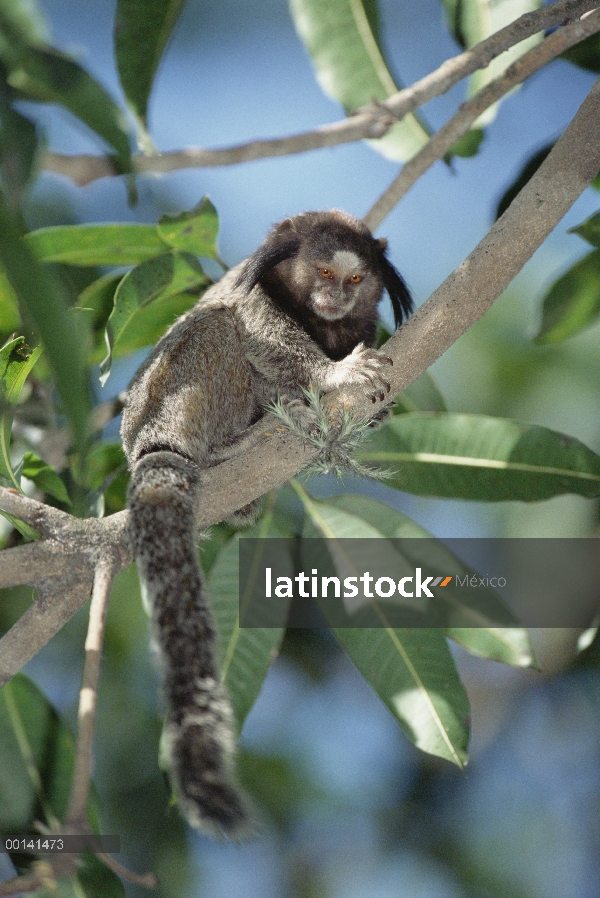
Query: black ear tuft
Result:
<box><xmin>235</xmin><ymin>238</ymin><xmax>301</xmax><ymax>293</ymax></box>
<box><xmin>380</xmin><ymin>256</ymin><xmax>414</xmax><ymax>328</ymax></box>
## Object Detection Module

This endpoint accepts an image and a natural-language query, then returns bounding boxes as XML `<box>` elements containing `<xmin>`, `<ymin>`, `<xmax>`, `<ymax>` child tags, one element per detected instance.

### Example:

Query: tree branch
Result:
<box><xmin>66</xmin><ymin>555</ymin><xmax>118</xmax><ymax>829</ymax></box>
<box><xmin>0</xmin><ymin>495</ymin><xmax>129</xmax><ymax>687</ymax></box>
<box><xmin>364</xmin><ymin>7</ymin><xmax>600</xmax><ymax>230</ymax></box>
<box><xmin>2</xmin><ymin>70</ymin><xmax>600</xmax><ymax>694</ymax></box>
<box><xmin>38</xmin><ymin>0</ymin><xmax>599</xmax><ymax>186</ymax></box>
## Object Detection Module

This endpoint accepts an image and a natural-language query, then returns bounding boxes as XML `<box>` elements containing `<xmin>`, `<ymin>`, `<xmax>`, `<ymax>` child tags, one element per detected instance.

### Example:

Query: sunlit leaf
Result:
<box><xmin>297</xmin><ymin>491</ymin><xmax>520</xmax><ymax>630</ymax></box>
<box><xmin>577</xmin><ymin>626</ymin><xmax>598</xmax><ymax>652</ymax></box>
<box><xmin>92</xmin><ymin>290</ymin><xmax>198</xmax><ymax>364</ymax></box>
<box><xmin>74</xmin><ymin>272</ymin><xmax>123</xmax><ymax>351</ymax></box>
<box><xmin>289</xmin><ymin>0</ymin><xmax>429</xmax><ymax>162</ymax></box>
<box><xmin>334</xmin><ymin>627</ymin><xmax>470</xmax><ymax>766</ymax></box>
<box><xmin>441</xmin><ymin>0</ymin><xmax>543</xmax><ymax>126</ymax></box>
<box><xmin>358</xmin><ymin>413</ymin><xmax>600</xmax><ymax>500</ymax></box>
<box><xmin>114</xmin><ymin>0</ymin><xmax>186</xmax><ymax>130</ymax></box>
<box><xmin>446</xmin><ymin>627</ymin><xmax>534</xmax><ymax>667</ymax></box>
<box><xmin>26</xmin><ymin>223</ymin><xmax>168</xmax><ymax>266</ymax></box>
<box><xmin>99</xmin><ymin>251</ymin><xmax>209</xmax><ymax>384</ymax></box>
<box><xmin>534</xmin><ymin>250</ymin><xmax>600</xmax><ymax>344</ymax></box>
<box><xmin>157</xmin><ymin>197</ymin><xmax>220</xmax><ymax>258</ymax></box>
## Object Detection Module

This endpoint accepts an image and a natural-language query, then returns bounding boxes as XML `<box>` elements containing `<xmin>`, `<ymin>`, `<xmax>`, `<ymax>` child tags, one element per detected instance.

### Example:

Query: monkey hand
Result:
<box><xmin>327</xmin><ymin>343</ymin><xmax>393</xmax><ymax>403</ymax></box>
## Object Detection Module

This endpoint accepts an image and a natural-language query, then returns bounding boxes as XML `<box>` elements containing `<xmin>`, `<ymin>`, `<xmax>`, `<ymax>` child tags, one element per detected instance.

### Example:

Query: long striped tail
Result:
<box><xmin>128</xmin><ymin>451</ymin><xmax>249</xmax><ymax>837</ymax></box>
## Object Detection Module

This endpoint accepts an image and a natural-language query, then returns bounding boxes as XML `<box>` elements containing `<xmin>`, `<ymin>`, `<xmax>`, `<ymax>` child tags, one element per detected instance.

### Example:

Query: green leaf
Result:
<box><xmin>0</xmin><ymin>335</ymin><xmax>42</xmax><ymax>490</ymax></box>
<box><xmin>99</xmin><ymin>251</ymin><xmax>209</xmax><ymax>384</ymax></box>
<box><xmin>534</xmin><ymin>250</ymin><xmax>600</xmax><ymax>344</ymax></box>
<box><xmin>0</xmin><ymin>0</ymin><xmax>49</xmax><ymax>44</ymax></box>
<box><xmin>297</xmin><ymin>491</ymin><xmax>521</xmax><ymax>630</ymax></box>
<box><xmin>0</xmin><ymin>336</ymin><xmax>43</xmax><ymax>537</ymax></box>
<box><xmin>0</xmin><ymin>11</ymin><xmax>132</xmax><ymax>177</ymax></box>
<box><xmin>157</xmin><ymin>197</ymin><xmax>220</xmax><ymax>258</ymax></box>
<box><xmin>393</xmin><ymin>370</ymin><xmax>447</xmax><ymax>414</ymax></box>
<box><xmin>569</xmin><ymin>211</ymin><xmax>600</xmax><ymax>248</ymax></box>
<box><xmin>441</xmin><ymin>0</ymin><xmax>543</xmax><ymax>126</ymax></box>
<box><xmin>447</xmin><ymin>127</ymin><xmax>484</xmax><ymax>158</ymax></box>
<box><xmin>0</xmin><ymin>194</ymin><xmax>91</xmax><ymax>450</ymax></box>
<box><xmin>20</xmin><ymin>450</ymin><xmax>71</xmax><ymax>505</ymax></box>
<box><xmin>446</xmin><ymin>627</ymin><xmax>535</xmax><ymax>667</ymax></box>
<box><xmin>289</xmin><ymin>0</ymin><xmax>429</xmax><ymax>162</ymax></box>
<box><xmin>114</xmin><ymin>0</ymin><xmax>186</xmax><ymax>129</ymax></box>
<box><xmin>210</xmin><ymin>529</ymin><xmax>287</xmax><ymax>728</ymax></box>
<box><xmin>0</xmin><ymin>673</ymin><xmax>75</xmax><ymax>830</ymax></box>
<box><xmin>83</xmin><ymin>441</ymin><xmax>128</xmax><ymax>516</ymax></box>
<box><xmin>333</xmin><ymin>627</ymin><xmax>470</xmax><ymax>766</ymax></box>
<box><xmin>94</xmin><ymin>290</ymin><xmax>198</xmax><ymax>364</ymax></box>
<box><xmin>0</xmin><ymin>95</ymin><xmax>38</xmax><ymax>212</ymax></box>
<box><xmin>358</xmin><ymin>412</ymin><xmax>600</xmax><ymax>501</ymax></box>
<box><xmin>75</xmin><ymin>272</ymin><xmax>123</xmax><ymax>340</ymax></box>
<box><xmin>0</xmin><ymin>263</ymin><xmax>20</xmax><ymax>331</ymax></box>
<box><xmin>26</xmin><ymin>223</ymin><xmax>168</xmax><ymax>267</ymax></box>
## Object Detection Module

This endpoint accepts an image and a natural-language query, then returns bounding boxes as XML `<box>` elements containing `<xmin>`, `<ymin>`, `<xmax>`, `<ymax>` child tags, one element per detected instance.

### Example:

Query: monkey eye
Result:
<box><xmin>349</xmin><ymin>274</ymin><xmax>363</xmax><ymax>284</ymax></box>
<box><xmin>318</xmin><ymin>268</ymin><xmax>334</xmax><ymax>279</ymax></box>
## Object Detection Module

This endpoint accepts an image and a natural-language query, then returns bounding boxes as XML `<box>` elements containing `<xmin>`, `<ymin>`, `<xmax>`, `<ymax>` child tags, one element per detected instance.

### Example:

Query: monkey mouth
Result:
<box><xmin>314</xmin><ymin>296</ymin><xmax>356</xmax><ymax>320</ymax></box>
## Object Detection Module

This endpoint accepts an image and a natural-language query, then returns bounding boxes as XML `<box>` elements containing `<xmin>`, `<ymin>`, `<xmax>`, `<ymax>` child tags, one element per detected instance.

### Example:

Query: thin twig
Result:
<box><xmin>65</xmin><ymin>555</ymin><xmax>118</xmax><ymax>828</ymax></box>
<box><xmin>363</xmin><ymin>7</ymin><xmax>600</xmax><ymax>230</ymax></box>
<box><xmin>383</xmin><ymin>0</ymin><xmax>599</xmax><ymax>120</ymax></box>
<box><xmin>38</xmin><ymin>0</ymin><xmax>599</xmax><ymax>186</ymax></box>
<box><xmin>0</xmin><ymin>870</ymin><xmax>46</xmax><ymax>896</ymax></box>
<box><xmin>0</xmin><ymin>858</ymin><xmax>75</xmax><ymax>896</ymax></box>
<box><xmin>97</xmin><ymin>852</ymin><xmax>158</xmax><ymax>889</ymax></box>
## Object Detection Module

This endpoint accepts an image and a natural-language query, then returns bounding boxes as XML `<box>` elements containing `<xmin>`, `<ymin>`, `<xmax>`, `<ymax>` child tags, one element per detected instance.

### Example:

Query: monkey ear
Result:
<box><xmin>380</xmin><ymin>256</ymin><xmax>414</xmax><ymax>328</ymax></box>
<box><xmin>236</xmin><ymin>238</ymin><xmax>301</xmax><ymax>293</ymax></box>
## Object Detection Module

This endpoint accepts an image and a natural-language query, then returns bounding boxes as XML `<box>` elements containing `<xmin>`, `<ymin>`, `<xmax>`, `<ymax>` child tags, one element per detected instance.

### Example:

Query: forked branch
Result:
<box><xmin>40</xmin><ymin>0</ymin><xmax>600</xmax><ymax>186</ymax></box>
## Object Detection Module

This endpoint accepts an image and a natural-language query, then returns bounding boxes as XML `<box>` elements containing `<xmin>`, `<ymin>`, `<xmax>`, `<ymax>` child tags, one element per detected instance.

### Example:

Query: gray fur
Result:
<box><xmin>121</xmin><ymin>209</ymin><xmax>413</xmax><ymax>837</ymax></box>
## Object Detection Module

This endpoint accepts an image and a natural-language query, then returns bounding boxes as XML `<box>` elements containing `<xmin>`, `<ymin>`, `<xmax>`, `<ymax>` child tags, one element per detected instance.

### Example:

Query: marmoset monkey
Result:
<box><xmin>121</xmin><ymin>209</ymin><xmax>413</xmax><ymax>837</ymax></box>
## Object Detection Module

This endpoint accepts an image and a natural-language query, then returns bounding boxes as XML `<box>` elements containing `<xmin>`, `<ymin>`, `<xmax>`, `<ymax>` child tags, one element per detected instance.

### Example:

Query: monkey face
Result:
<box><xmin>236</xmin><ymin>209</ymin><xmax>413</xmax><ymax>331</ymax></box>
<box><xmin>296</xmin><ymin>249</ymin><xmax>381</xmax><ymax>321</ymax></box>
